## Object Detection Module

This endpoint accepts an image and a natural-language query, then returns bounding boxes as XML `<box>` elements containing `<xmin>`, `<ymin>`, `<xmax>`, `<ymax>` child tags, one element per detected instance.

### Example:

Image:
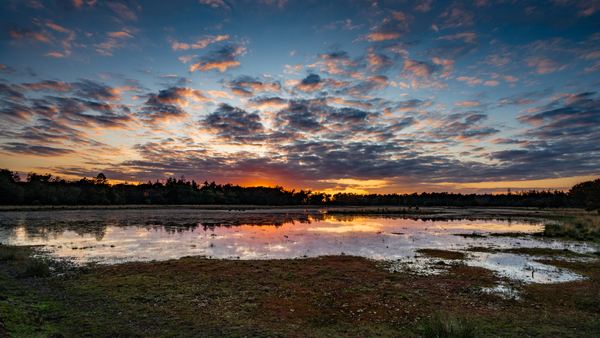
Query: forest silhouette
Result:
<box><xmin>0</xmin><ymin>169</ymin><xmax>599</xmax><ymax>211</ymax></box>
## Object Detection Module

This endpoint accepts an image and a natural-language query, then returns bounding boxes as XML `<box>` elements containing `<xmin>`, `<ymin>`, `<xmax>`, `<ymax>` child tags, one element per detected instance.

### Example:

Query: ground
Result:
<box><xmin>0</xmin><ymin>244</ymin><xmax>599</xmax><ymax>337</ymax></box>
<box><xmin>0</xmin><ymin>207</ymin><xmax>599</xmax><ymax>337</ymax></box>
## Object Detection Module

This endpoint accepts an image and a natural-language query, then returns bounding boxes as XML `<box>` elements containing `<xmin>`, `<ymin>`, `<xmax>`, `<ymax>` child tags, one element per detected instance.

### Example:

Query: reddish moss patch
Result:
<box><xmin>417</xmin><ymin>249</ymin><xmax>465</xmax><ymax>260</ymax></box>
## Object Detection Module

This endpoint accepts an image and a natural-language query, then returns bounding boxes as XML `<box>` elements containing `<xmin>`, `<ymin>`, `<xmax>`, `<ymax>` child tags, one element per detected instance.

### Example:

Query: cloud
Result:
<box><xmin>484</xmin><ymin>80</ymin><xmax>500</xmax><ymax>86</ymax></box>
<box><xmin>169</xmin><ymin>35</ymin><xmax>229</xmax><ymax>51</ymax></box>
<box><xmin>425</xmin><ymin>112</ymin><xmax>499</xmax><ymax>140</ymax></box>
<box><xmin>225</xmin><ymin>76</ymin><xmax>282</xmax><ymax>97</ymax></box>
<box><xmin>247</xmin><ymin>97</ymin><xmax>288</xmax><ymax>110</ymax></box>
<box><xmin>366</xmin><ymin>53</ymin><xmax>394</xmax><ymax>71</ymax></box>
<box><xmin>207</xmin><ymin>90</ymin><xmax>233</xmax><ymax>99</ymax></box>
<box><xmin>517</xmin><ymin>93</ymin><xmax>600</xmax><ymax>139</ymax></box>
<box><xmin>525</xmin><ymin>56</ymin><xmax>559</xmax><ymax>74</ymax></box>
<box><xmin>309</xmin><ymin>51</ymin><xmax>361</xmax><ymax>77</ymax></box>
<box><xmin>0</xmin><ymin>64</ymin><xmax>16</xmax><ymax>74</ymax></box>
<box><xmin>430</xmin><ymin>58</ymin><xmax>454</xmax><ymax>78</ymax></box>
<box><xmin>0</xmin><ymin>142</ymin><xmax>75</xmax><ymax>157</ymax></box>
<box><xmin>414</xmin><ymin>0</ymin><xmax>433</xmax><ymax>13</ymax></box>
<box><xmin>436</xmin><ymin>32</ymin><xmax>479</xmax><ymax>44</ymax></box>
<box><xmin>201</xmin><ymin>103</ymin><xmax>264</xmax><ymax>143</ymax></box>
<box><xmin>296</xmin><ymin>74</ymin><xmax>324</xmax><ymax>92</ymax></box>
<box><xmin>189</xmin><ymin>46</ymin><xmax>245</xmax><ymax>72</ymax></box>
<box><xmin>437</xmin><ymin>6</ymin><xmax>475</xmax><ymax>28</ymax></box>
<box><xmin>456</xmin><ymin>76</ymin><xmax>483</xmax><ymax>85</ymax></box>
<box><xmin>8</xmin><ymin>29</ymin><xmax>51</xmax><ymax>43</ymax></box>
<box><xmin>108</xmin><ymin>31</ymin><xmax>134</xmax><ymax>39</ymax></box>
<box><xmin>106</xmin><ymin>2</ymin><xmax>139</xmax><ymax>21</ymax></box>
<box><xmin>72</xmin><ymin>80</ymin><xmax>121</xmax><ymax>101</ymax></box>
<box><xmin>138</xmin><ymin>86</ymin><xmax>212</xmax><ymax>125</ymax></box>
<box><xmin>199</xmin><ymin>0</ymin><xmax>231</xmax><ymax>10</ymax></box>
<box><xmin>364</xmin><ymin>11</ymin><xmax>414</xmax><ymax>42</ymax></box>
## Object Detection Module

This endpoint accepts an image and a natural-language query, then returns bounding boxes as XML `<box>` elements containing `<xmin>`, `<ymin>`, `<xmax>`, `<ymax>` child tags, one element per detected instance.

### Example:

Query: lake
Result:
<box><xmin>1</xmin><ymin>208</ymin><xmax>598</xmax><ymax>285</ymax></box>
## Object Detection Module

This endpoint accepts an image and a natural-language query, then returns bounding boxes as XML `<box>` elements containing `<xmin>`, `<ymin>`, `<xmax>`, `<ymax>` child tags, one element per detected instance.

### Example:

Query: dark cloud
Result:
<box><xmin>498</xmin><ymin>88</ymin><xmax>554</xmax><ymax>107</ymax></box>
<box><xmin>296</xmin><ymin>74</ymin><xmax>324</xmax><ymax>93</ymax></box>
<box><xmin>139</xmin><ymin>86</ymin><xmax>212</xmax><ymax>125</ymax></box>
<box><xmin>201</xmin><ymin>103</ymin><xmax>264</xmax><ymax>143</ymax></box>
<box><xmin>365</xmin><ymin>11</ymin><xmax>414</xmax><ymax>42</ymax></box>
<box><xmin>0</xmin><ymin>84</ymin><xmax>26</xmax><ymax>101</ymax></box>
<box><xmin>190</xmin><ymin>45</ymin><xmax>245</xmax><ymax>73</ymax></box>
<box><xmin>518</xmin><ymin>94</ymin><xmax>600</xmax><ymax>139</ymax></box>
<box><xmin>247</xmin><ymin>97</ymin><xmax>288</xmax><ymax>109</ymax></box>
<box><xmin>0</xmin><ymin>99</ymin><xmax>34</xmax><ymax>122</ymax></box>
<box><xmin>426</xmin><ymin>112</ymin><xmax>499</xmax><ymax>140</ymax></box>
<box><xmin>275</xmin><ymin>100</ymin><xmax>325</xmax><ymax>132</ymax></box>
<box><xmin>72</xmin><ymin>80</ymin><xmax>121</xmax><ymax>101</ymax></box>
<box><xmin>226</xmin><ymin>76</ymin><xmax>282</xmax><ymax>97</ymax></box>
<box><xmin>0</xmin><ymin>142</ymin><xmax>75</xmax><ymax>157</ymax></box>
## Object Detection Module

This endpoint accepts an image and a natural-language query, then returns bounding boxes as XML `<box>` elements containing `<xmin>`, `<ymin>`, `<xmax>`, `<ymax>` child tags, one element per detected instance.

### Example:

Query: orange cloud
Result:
<box><xmin>207</xmin><ymin>91</ymin><xmax>233</xmax><ymax>99</ymax></box>
<box><xmin>108</xmin><ymin>31</ymin><xmax>134</xmax><ymax>39</ymax></box>
<box><xmin>456</xmin><ymin>76</ymin><xmax>483</xmax><ymax>85</ymax></box>
<box><xmin>366</xmin><ymin>31</ymin><xmax>402</xmax><ymax>41</ymax></box>
<box><xmin>169</xmin><ymin>35</ymin><xmax>229</xmax><ymax>51</ymax></box>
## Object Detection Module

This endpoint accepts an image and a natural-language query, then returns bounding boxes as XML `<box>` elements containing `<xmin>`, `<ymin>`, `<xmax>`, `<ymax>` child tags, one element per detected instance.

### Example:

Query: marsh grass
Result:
<box><xmin>24</xmin><ymin>257</ymin><xmax>51</xmax><ymax>277</ymax></box>
<box><xmin>543</xmin><ymin>213</ymin><xmax>600</xmax><ymax>241</ymax></box>
<box><xmin>422</xmin><ymin>311</ymin><xmax>478</xmax><ymax>338</ymax></box>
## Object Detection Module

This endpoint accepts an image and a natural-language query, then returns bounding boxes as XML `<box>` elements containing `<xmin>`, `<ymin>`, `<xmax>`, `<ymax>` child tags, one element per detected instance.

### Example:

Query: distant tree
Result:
<box><xmin>570</xmin><ymin>179</ymin><xmax>600</xmax><ymax>212</ymax></box>
<box><xmin>96</xmin><ymin>173</ymin><xmax>108</xmax><ymax>184</ymax></box>
<box><xmin>0</xmin><ymin>169</ymin><xmax>24</xmax><ymax>204</ymax></box>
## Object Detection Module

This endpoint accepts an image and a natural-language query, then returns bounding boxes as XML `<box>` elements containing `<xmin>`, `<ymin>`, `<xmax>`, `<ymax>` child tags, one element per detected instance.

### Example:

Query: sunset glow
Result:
<box><xmin>1</xmin><ymin>0</ymin><xmax>599</xmax><ymax>193</ymax></box>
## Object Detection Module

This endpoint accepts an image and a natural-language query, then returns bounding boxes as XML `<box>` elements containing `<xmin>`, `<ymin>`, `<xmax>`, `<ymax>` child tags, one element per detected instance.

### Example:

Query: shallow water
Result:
<box><xmin>0</xmin><ymin>209</ymin><xmax>598</xmax><ymax>284</ymax></box>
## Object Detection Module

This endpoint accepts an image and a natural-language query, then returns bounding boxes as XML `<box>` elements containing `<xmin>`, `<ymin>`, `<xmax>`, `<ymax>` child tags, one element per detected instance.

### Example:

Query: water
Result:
<box><xmin>0</xmin><ymin>208</ymin><xmax>598</xmax><ymax>284</ymax></box>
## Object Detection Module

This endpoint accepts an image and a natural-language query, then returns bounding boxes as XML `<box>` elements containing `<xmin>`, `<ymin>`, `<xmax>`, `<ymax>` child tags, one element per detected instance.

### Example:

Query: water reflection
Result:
<box><xmin>0</xmin><ymin>209</ymin><xmax>598</xmax><ymax>284</ymax></box>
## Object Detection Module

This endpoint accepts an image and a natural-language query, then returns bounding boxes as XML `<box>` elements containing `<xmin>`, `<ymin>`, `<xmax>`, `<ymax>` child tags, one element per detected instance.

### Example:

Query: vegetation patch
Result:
<box><xmin>500</xmin><ymin>247</ymin><xmax>592</xmax><ymax>258</ymax></box>
<box><xmin>454</xmin><ymin>233</ymin><xmax>487</xmax><ymax>239</ymax></box>
<box><xmin>0</xmin><ymin>247</ymin><xmax>599</xmax><ymax>337</ymax></box>
<box><xmin>416</xmin><ymin>249</ymin><xmax>465</xmax><ymax>260</ymax></box>
<box><xmin>465</xmin><ymin>247</ymin><xmax>495</xmax><ymax>253</ymax></box>
<box><xmin>542</xmin><ymin>215</ymin><xmax>600</xmax><ymax>242</ymax></box>
<box><xmin>489</xmin><ymin>232</ymin><xmax>532</xmax><ymax>238</ymax></box>
<box><xmin>421</xmin><ymin>311</ymin><xmax>479</xmax><ymax>338</ymax></box>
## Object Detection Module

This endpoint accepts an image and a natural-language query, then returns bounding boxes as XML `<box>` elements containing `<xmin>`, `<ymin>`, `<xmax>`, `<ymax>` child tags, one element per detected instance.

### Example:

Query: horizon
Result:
<box><xmin>1</xmin><ymin>0</ymin><xmax>599</xmax><ymax>196</ymax></box>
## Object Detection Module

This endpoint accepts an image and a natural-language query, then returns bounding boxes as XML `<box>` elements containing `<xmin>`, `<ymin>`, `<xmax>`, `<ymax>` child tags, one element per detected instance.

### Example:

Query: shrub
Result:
<box><xmin>422</xmin><ymin>311</ymin><xmax>478</xmax><ymax>338</ymax></box>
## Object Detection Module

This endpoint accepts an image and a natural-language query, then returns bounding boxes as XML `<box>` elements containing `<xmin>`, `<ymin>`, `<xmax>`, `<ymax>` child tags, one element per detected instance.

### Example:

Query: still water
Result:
<box><xmin>1</xmin><ymin>209</ymin><xmax>598</xmax><ymax>284</ymax></box>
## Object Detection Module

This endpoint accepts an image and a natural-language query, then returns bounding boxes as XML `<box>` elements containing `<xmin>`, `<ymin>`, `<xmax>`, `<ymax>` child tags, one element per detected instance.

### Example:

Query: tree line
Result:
<box><xmin>0</xmin><ymin>169</ymin><xmax>598</xmax><ymax>211</ymax></box>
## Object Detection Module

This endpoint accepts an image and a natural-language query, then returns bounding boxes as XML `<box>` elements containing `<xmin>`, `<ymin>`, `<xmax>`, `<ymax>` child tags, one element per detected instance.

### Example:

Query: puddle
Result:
<box><xmin>0</xmin><ymin>209</ymin><xmax>598</xmax><ymax>284</ymax></box>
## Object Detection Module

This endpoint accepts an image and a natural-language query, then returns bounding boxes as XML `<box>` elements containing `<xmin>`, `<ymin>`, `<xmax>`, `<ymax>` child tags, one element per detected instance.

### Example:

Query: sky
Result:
<box><xmin>1</xmin><ymin>0</ymin><xmax>599</xmax><ymax>195</ymax></box>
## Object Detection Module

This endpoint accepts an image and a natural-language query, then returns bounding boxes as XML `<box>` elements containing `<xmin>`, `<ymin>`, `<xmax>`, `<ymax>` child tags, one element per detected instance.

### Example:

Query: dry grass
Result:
<box><xmin>544</xmin><ymin>213</ymin><xmax>600</xmax><ymax>241</ymax></box>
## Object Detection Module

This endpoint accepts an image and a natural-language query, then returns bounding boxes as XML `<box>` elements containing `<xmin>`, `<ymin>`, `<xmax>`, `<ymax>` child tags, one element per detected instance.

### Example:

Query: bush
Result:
<box><xmin>24</xmin><ymin>258</ymin><xmax>51</xmax><ymax>277</ymax></box>
<box><xmin>422</xmin><ymin>311</ymin><xmax>478</xmax><ymax>338</ymax></box>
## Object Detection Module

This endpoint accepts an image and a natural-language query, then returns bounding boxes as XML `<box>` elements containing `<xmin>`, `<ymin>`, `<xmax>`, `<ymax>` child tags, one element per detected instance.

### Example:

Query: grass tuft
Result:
<box><xmin>422</xmin><ymin>311</ymin><xmax>478</xmax><ymax>338</ymax></box>
<box><xmin>24</xmin><ymin>258</ymin><xmax>51</xmax><ymax>277</ymax></box>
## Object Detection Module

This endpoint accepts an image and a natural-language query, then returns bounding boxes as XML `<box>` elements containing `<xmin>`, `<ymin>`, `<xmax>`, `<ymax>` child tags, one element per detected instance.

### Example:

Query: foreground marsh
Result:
<box><xmin>0</xmin><ymin>207</ymin><xmax>599</xmax><ymax>337</ymax></box>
